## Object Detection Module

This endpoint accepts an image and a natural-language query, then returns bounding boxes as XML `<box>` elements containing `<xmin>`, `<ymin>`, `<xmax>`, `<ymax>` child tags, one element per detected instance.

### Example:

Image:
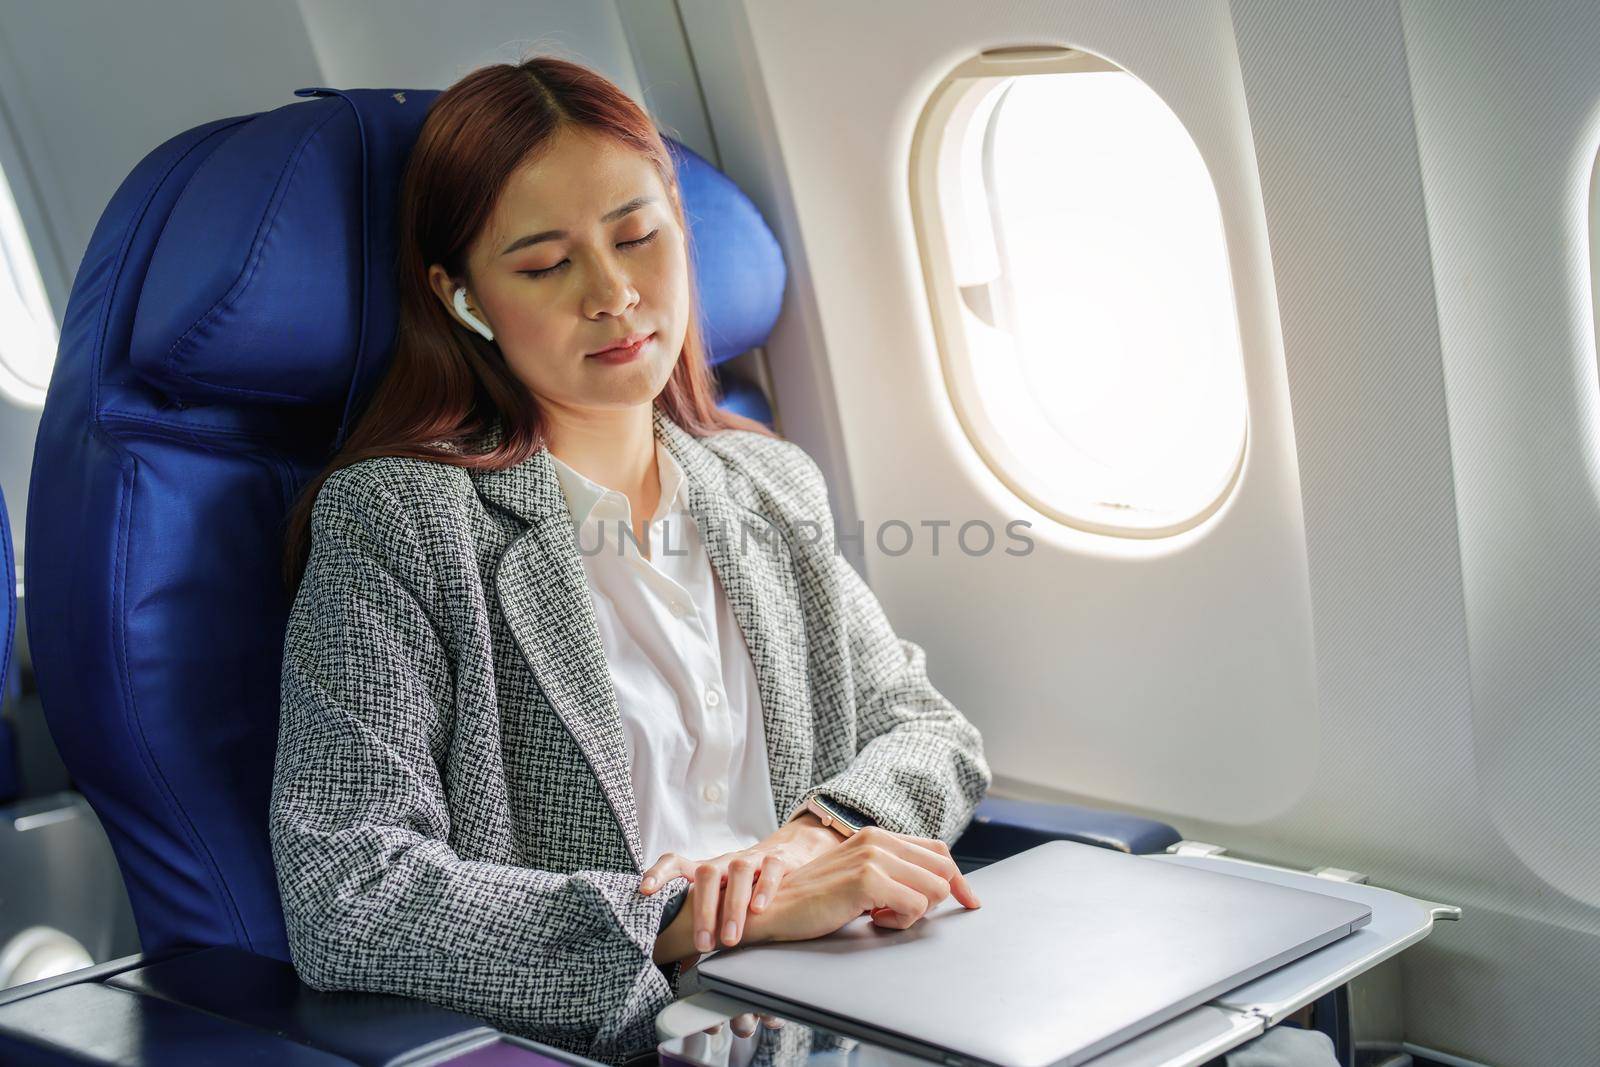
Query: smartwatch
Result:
<box><xmin>804</xmin><ymin>794</ymin><xmax>876</xmax><ymax>839</ymax></box>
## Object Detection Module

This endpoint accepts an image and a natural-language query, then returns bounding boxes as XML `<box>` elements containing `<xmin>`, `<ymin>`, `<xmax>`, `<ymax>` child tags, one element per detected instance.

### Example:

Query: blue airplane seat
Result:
<box><xmin>715</xmin><ymin>372</ymin><xmax>772</xmax><ymax>426</ymax></box>
<box><xmin>15</xmin><ymin>83</ymin><xmax>1179</xmax><ymax>1063</ymax></box>
<box><xmin>24</xmin><ymin>84</ymin><xmax>790</xmax><ymax>967</ymax></box>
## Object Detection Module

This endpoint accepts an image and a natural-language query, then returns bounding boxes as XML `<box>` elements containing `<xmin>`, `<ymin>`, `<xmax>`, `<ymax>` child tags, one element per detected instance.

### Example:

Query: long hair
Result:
<box><xmin>280</xmin><ymin>55</ymin><xmax>776</xmax><ymax>596</ymax></box>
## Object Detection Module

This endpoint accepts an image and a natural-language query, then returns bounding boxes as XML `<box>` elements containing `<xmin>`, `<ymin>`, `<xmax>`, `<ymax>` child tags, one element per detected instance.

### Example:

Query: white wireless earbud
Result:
<box><xmin>453</xmin><ymin>287</ymin><xmax>495</xmax><ymax>341</ymax></box>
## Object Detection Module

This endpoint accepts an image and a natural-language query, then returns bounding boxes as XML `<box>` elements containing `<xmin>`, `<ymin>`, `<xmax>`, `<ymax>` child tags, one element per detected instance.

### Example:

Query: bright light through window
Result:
<box><xmin>0</xmin><ymin>158</ymin><xmax>57</xmax><ymax>408</ymax></box>
<box><xmin>916</xmin><ymin>51</ymin><xmax>1249</xmax><ymax>536</ymax></box>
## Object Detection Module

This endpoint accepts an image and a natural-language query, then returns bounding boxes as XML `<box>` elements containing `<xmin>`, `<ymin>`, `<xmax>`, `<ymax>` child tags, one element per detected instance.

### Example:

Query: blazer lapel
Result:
<box><xmin>468</xmin><ymin>408</ymin><xmax>816</xmax><ymax>871</ymax></box>
<box><xmin>471</xmin><ymin>437</ymin><xmax>646</xmax><ymax>871</ymax></box>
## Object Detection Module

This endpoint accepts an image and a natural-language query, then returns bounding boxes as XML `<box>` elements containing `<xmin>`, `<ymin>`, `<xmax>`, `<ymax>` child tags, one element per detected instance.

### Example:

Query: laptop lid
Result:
<box><xmin>690</xmin><ymin>840</ymin><xmax>1372</xmax><ymax>1067</ymax></box>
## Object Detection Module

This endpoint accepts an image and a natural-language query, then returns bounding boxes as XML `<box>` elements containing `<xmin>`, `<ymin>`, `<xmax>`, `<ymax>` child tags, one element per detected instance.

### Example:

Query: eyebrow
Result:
<box><xmin>498</xmin><ymin>196</ymin><xmax>659</xmax><ymax>256</ymax></box>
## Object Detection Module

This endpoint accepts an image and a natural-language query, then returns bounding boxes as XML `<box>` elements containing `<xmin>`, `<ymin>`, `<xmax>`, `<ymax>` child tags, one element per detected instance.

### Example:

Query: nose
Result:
<box><xmin>582</xmin><ymin>252</ymin><xmax>640</xmax><ymax>320</ymax></box>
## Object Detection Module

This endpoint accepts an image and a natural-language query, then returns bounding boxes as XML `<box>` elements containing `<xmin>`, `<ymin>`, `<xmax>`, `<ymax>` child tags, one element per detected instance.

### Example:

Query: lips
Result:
<box><xmin>586</xmin><ymin>331</ymin><xmax>653</xmax><ymax>357</ymax></box>
<box><xmin>585</xmin><ymin>331</ymin><xmax>655</xmax><ymax>364</ymax></box>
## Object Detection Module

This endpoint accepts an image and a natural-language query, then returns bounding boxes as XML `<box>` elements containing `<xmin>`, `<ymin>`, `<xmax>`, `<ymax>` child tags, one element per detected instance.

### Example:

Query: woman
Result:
<box><xmin>272</xmin><ymin>55</ymin><xmax>990</xmax><ymax>1064</ymax></box>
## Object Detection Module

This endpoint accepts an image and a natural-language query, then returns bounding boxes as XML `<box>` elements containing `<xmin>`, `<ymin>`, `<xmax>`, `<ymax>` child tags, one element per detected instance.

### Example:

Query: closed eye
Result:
<box><xmin>519</xmin><ymin>230</ymin><xmax>660</xmax><ymax>279</ymax></box>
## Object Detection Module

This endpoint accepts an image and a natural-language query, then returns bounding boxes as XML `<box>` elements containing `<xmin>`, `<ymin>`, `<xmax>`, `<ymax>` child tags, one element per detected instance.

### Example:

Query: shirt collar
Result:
<box><xmin>547</xmin><ymin>434</ymin><xmax>689</xmax><ymax>530</ymax></box>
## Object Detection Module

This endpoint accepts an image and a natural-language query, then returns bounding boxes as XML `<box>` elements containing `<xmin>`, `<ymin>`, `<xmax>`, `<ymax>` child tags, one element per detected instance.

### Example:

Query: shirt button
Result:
<box><xmin>705</xmin><ymin>687</ymin><xmax>721</xmax><ymax>709</ymax></box>
<box><xmin>671</xmin><ymin>600</ymin><xmax>690</xmax><ymax>618</ymax></box>
<box><xmin>703</xmin><ymin>783</ymin><xmax>722</xmax><ymax>803</ymax></box>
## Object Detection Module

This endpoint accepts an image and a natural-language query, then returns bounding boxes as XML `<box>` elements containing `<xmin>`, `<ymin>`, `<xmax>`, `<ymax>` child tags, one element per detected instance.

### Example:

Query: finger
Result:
<box><xmin>750</xmin><ymin>858</ymin><xmax>789</xmax><ymax>912</ymax></box>
<box><xmin>719</xmin><ymin>857</ymin><xmax>761</xmax><ymax>945</ymax></box>
<box><xmin>731</xmin><ymin>1012</ymin><xmax>758</xmax><ymax>1038</ymax></box>
<box><xmin>859</xmin><ymin>845</ymin><xmax>954</xmax><ymax>915</ymax></box>
<box><xmin>693</xmin><ymin>861</ymin><xmax>726</xmax><ymax>953</ymax></box>
<box><xmin>760</xmin><ymin>1015</ymin><xmax>786</xmax><ymax>1029</ymax></box>
<box><xmin>950</xmin><ymin>868</ymin><xmax>981</xmax><ymax>909</ymax></box>
<box><xmin>861</xmin><ymin>861</ymin><xmax>932</xmax><ymax>928</ymax></box>
<box><xmin>895</xmin><ymin>835</ymin><xmax>982</xmax><ymax>908</ymax></box>
<box><xmin>638</xmin><ymin>853</ymin><xmax>682</xmax><ymax>894</ymax></box>
<box><xmin>857</xmin><ymin>829</ymin><xmax>981</xmax><ymax>909</ymax></box>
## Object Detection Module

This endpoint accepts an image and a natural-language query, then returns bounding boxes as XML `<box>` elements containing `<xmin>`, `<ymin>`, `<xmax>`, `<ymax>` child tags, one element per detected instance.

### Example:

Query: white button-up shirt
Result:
<box><xmin>549</xmin><ymin>436</ymin><xmax>782</xmax><ymax>868</ymax></box>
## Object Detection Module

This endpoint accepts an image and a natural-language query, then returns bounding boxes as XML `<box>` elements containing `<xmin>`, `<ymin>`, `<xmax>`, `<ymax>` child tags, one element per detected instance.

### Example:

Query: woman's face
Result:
<box><xmin>429</xmin><ymin>127</ymin><xmax>689</xmax><ymax>416</ymax></box>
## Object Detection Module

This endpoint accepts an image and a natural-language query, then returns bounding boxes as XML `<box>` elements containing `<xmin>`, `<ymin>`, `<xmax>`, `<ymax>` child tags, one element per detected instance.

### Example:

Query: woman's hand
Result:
<box><xmin>638</xmin><ymin>813</ymin><xmax>842</xmax><ymax>952</ymax></box>
<box><xmin>739</xmin><ymin>826</ymin><xmax>981</xmax><ymax>946</ymax></box>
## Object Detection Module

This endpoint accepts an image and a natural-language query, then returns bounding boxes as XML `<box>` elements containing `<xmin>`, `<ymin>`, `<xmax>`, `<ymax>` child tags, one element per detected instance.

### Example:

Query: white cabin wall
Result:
<box><xmin>676</xmin><ymin>1</ymin><xmax>1598</xmax><ymax>1064</ymax></box>
<box><xmin>673</xmin><ymin>1</ymin><xmax>866</xmax><ymax>568</ymax></box>
<box><xmin>1401</xmin><ymin>0</ymin><xmax>1600</xmax><ymax>906</ymax></box>
<box><xmin>611</xmin><ymin>0</ymin><xmax>718</xmax><ymax>173</ymax></box>
<box><xmin>292</xmin><ymin>0</ymin><xmax>645</xmax><ymax>123</ymax></box>
<box><xmin>1399</xmin><ymin>0</ymin><xmax>1600</xmax><ymax>1059</ymax></box>
<box><xmin>0</xmin><ymin>0</ymin><xmax>324</xmax><ymax>575</ymax></box>
<box><xmin>1223</xmin><ymin>3</ymin><xmax>1563</xmax><ymax>1061</ymax></box>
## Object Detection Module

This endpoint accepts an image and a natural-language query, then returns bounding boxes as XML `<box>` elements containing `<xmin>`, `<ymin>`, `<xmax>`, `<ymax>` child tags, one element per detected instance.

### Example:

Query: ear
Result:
<box><xmin>426</xmin><ymin>263</ymin><xmax>464</xmax><ymax>322</ymax></box>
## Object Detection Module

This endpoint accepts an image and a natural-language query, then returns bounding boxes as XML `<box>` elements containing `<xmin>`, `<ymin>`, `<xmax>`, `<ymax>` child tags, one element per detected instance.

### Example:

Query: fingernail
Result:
<box><xmin>724</xmin><ymin>921</ymin><xmax>737</xmax><ymax>942</ymax></box>
<box><xmin>753</xmin><ymin>895</ymin><xmax>766</xmax><ymax>910</ymax></box>
<box><xmin>696</xmin><ymin>930</ymin><xmax>711</xmax><ymax>952</ymax></box>
<box><xmin>641</xmin><ymin>877</ymin><xmax>655</xmax><ymax>891</ymax></box>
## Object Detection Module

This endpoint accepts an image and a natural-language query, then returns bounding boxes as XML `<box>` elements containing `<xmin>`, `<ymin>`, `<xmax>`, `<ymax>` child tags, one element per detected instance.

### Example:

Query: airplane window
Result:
<box><xmin>912</xmin><ymin>47</ymin><xmax>1248</xmax><ymax>537</ymax></box>
<box><xmin>0</xmin><ymin>151</ymin><xmax>57</xmax><ymax>407</ymax></box>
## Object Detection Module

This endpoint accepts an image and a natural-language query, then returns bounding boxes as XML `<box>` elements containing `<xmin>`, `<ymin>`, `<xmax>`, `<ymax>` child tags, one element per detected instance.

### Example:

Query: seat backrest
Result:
<box><xmin>25</xmin><ymin>85</ymin><xmax>785</xmax><ymax>960</ymax></box>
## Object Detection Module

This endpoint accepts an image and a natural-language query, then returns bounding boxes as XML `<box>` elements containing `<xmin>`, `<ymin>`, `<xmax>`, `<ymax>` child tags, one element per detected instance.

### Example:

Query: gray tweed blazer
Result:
<box><xmin>271</xmin><ymin>405</ymin><xmax>992</xmax><ymax>1063</ymax></box>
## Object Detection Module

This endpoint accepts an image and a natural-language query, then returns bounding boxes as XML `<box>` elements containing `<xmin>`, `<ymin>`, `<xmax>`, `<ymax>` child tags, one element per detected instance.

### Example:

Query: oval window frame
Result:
<box><xmin>908</xmin><ymin>45</ymin><xmax>1249</xmax><ymax>539</ymax></box>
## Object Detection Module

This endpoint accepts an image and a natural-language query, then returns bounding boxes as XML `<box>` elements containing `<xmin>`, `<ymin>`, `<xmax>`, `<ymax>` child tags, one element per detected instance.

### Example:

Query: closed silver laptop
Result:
<box><xmin>688</xmin><ymin>840</ymin><xmax>1372</xmax><ymax>1067</ymax></box>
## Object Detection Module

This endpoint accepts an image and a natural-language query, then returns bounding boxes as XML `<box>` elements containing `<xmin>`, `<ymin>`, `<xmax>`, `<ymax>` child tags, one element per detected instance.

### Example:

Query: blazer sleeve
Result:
<box><xmin>271</xmin><ymin>466</ymin><xmax>692</xmax><ymax>1063</ymax></box>
<box><xmin>778</xmin><ymin>448</ymin><xmax>993</xmax><ymax>845</ymax></box>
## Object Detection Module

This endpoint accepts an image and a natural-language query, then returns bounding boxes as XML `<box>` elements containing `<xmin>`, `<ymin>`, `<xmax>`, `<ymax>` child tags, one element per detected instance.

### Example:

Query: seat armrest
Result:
<box><xmin>0</xmin><ymin>945</ymin><xmax>500</xmax><ymax>1066</ymax></box>
<box><xmin>0</xmin><ymin>951</ymin><xmax>163</xmax><ymax>1007</ymax></box>
<box><xmin>107</xmin><ymin>946</ymin><xmax>498</xmax><ymax>1064</ymax></box>
<box><xmin>952</xmin><ymin>795</ymin><xmax>1183</xmax><ymax>860</ymax></box>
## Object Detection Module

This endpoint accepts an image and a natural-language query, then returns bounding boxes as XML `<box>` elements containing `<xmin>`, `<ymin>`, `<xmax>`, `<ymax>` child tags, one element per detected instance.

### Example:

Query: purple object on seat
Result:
<box><xmin>439</xmin><ymin>1038</ymin><xmax>585</xmax><ymax>1067</ymax></box>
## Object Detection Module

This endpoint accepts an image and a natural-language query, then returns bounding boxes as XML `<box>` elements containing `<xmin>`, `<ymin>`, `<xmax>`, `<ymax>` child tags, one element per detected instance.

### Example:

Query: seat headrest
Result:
<box><xmin>126</xmin><ymin>86</ymin><xmax>785</xmax><ymax>446</ymax></box>
<box><xmin>128</xmin><ymin>92</ymin><xmax>373</xmax><ymax>409</ymax></box>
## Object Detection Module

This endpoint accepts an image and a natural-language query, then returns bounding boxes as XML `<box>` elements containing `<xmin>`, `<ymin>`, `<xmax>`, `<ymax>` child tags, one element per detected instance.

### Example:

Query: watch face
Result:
<box><xmin>817</xmin><ymin>797</ymin><xmax>871</xmax><ymax>831</ymax></box>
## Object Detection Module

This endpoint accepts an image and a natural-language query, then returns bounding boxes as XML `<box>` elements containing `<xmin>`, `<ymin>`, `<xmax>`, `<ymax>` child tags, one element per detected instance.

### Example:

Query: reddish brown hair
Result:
<box><xmin>281</xmin><ymin>55</ymin><xmax>776</xmax><ymax>595</ymax></box>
